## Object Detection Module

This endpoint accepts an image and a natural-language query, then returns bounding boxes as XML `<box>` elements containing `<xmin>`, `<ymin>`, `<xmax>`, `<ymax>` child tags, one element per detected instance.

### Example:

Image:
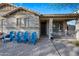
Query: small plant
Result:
<box><xmin>68</xmin><ymin>40</ymin><xmax>79</xmax><ymax>46</ymax></box>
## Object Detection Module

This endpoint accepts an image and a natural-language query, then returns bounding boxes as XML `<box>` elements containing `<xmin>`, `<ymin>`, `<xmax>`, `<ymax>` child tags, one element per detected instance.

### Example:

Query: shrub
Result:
<box><xmin>69</xmin><ymin>40</ymin><xmax>79</xmax><ymax>46</ymax></box>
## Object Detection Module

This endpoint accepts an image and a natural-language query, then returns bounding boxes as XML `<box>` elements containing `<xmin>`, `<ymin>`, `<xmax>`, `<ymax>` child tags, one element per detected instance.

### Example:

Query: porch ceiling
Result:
<box><xmin>40</xmin><ymin>13</ymin><xmax>79</xmax><ymax>21</ymax></box>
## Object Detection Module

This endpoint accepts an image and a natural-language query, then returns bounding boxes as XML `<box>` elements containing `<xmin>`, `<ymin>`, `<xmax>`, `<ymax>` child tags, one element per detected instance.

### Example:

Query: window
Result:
<box><xmin>21</xmin><ymin>18</ymin><xmax>25</xmax><ymax>27</ymax></box>
<box><xmin>16</xmin><ymin>18</ymin><xmax>21</xmax><ymax>27</ymax></box>
<box><xmin>53</xmin><ymin>22</ymin><xmax>63</xmax><ymax>32</ymax></box>
<box><xmin>24</xmin><ymin>18</ymin><xmax>28</xmax><ymax>27</ymax></box>
<box><xmin>16</xmin><ymin>18</ymin><xmax>28</xmax><ymax>27</ymax></box>
<box><xmin>24</xmin><ymin>18</ymin><xmax>26</xmax><ymax>26</ymax></box>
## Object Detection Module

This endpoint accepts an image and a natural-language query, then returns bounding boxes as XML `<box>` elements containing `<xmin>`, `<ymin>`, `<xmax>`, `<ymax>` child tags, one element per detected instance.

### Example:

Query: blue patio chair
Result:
<box><xmin>23</xmin><ymin>31</ymin><xmax>29</xmax><ymax>43</ymax></box>
<box><xmin>31</xmin><ymin>32</ymin><xmax>37</xmax><ymax>45</ymax></box>
<box><xmin>16</xmin><ymin>31</ymin><xmax>22</xmax><ymax>43</ymax></box>
<box><xmin>10</xmin><ymin>31</ymin><xmax>15</xmax><ymax>42</ymax></box>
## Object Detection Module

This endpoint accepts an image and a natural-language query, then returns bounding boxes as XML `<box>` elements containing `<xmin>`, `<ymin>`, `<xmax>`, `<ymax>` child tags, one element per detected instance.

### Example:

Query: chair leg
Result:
<box><xmin>10</xmin><ymin>38</ymin><xmax>14</xmax><ymax>42</ymax></box>
<box><xmin>24</xmin><ymin>39</ymin><xmax>28</xmax><ymax>43</ymax></box>
<box><xmin>32</xmin><ymin>40</ymin><xmax>36</xmax><ymax>45</ymax></box>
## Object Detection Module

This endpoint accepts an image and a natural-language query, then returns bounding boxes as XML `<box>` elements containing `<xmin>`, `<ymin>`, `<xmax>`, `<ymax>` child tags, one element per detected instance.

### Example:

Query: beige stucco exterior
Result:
<box><xmin>2</xmin><ymin>12</ymin><xmax>40</xmax><ymax>39</ymax></box>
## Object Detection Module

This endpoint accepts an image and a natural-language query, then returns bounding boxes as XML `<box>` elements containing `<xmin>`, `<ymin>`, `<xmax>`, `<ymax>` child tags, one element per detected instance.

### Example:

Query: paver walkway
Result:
<box><xmin>0</xmin><ymin>37</ymin><xmax>59</xmax><ymax>56</ymax></box>
<box><xmin>52</xmin><ymin>39</ymin><xmax>79</xmax><ymax>56</ymax></box>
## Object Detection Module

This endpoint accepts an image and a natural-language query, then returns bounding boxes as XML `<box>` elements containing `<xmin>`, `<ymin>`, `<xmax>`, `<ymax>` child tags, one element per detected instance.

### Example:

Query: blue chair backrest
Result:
<box><xmin>16</xmin><ymin>31</ymin><xmax>22</xmax><ymax>42</ymax></box>
<box><xmin>10</xmin><ymin>31</ymin><xmax>15</xmax><ymax>41</ymax></box>
<box><xmin>31</xmin><ymin>32</ymin><xmax>37</xmax><ymax>44</ymax></box>
<box><xmin>23</xmin><ymin>31</ymin><xmax>29</xmax><ymax>40</ymax></box>
<box><xmin>32</xmin><ymin>32</ymin><xmax>37</xmax><ymax>39</ymax></box>
<box><xmin>23</xmin><ymin>31</ymin><xmax>29</xmax><ymax>43</ymax></box>
<box><xmin>10</xmin><ymin>31</ymin><xmax>14</xmax><ymax>37</ymax></box>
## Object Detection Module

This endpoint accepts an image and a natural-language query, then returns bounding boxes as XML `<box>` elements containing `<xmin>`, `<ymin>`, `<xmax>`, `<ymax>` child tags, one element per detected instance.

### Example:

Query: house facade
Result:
<box><xmin>0</xmin><ymin>3</ymin><xmax>79</xmax><ymax>40</ymax></box>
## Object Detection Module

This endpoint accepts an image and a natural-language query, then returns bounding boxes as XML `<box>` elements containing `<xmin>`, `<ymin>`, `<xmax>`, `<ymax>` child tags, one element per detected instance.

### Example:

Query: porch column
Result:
<box><xmin>76</xmin><ymin>19</ymin><xmax>79</xmax><ymax>40</ymax></box>
<box><xmin>63</xmin><ymin>21</ymin><xmax>67</xmax><ymax>36</ymax></box>
<box><xmin>49</xmin><ymin>18</ymin><xmax>53</xmax><ymax>39</ymax></box>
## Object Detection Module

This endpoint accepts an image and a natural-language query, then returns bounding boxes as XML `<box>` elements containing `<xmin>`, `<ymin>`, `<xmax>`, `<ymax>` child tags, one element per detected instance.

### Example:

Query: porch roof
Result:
<box><xmin>39</xmin><ymin>13</ymin><xmax>79</xmax><ymax>21</ymax></box>
<box><xmin>40</xmin><ymin>13</ymin><xmax>79</xmax><ymax>19</ymax></box>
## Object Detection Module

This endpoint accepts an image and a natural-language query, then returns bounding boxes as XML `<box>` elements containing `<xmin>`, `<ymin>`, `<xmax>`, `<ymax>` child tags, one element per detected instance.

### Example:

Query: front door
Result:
<box><xmin>40</xmin><ymin>21</ymin><xmax>47</xmax><ymax>36</ymax></box>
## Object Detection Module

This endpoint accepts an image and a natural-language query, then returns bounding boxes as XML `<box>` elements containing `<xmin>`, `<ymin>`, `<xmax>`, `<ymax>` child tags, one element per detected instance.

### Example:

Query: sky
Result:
<box><xmin>14</xmin><ymin>3</ymin><xmax>79</xmax><ymax>14</ymax></box>
<box><xmin>14</xmin><ymin>3</ymin><xmax>79</xmax><ymax>25</ymax></box>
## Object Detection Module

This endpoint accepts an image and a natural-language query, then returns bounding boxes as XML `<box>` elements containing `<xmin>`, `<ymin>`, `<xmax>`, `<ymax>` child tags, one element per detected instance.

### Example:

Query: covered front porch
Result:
<box><xmin>40</xmin><ymin>14</ymin><xmax>79</xmax><ymax>39</ymax></box>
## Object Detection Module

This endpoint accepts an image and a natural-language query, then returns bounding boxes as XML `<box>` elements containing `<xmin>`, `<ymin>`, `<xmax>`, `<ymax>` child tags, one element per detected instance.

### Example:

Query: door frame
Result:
<box><xmin>40</xmin><ymin>20</ymin><xmax>47</xmax><ymax>36</ymax></box>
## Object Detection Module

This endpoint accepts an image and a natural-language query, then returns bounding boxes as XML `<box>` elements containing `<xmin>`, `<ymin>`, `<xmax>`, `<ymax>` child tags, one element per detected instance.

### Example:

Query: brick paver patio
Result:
<box><xmin>0</xmin><ymin>37</ymin><xmax>59</xmax><ymax>56</ymax></box>
<box><xmin>0</xmin><ymin>37</ymin><xmax>79</xmax><ymax>56</ymax></box>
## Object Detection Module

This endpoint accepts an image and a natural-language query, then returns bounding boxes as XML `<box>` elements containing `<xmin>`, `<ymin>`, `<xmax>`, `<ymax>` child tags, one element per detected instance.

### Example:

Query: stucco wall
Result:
<box><xmin>2</xmin><ymin>13</ymin><xmax>40</xmax><ymax>39</ymax></box>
